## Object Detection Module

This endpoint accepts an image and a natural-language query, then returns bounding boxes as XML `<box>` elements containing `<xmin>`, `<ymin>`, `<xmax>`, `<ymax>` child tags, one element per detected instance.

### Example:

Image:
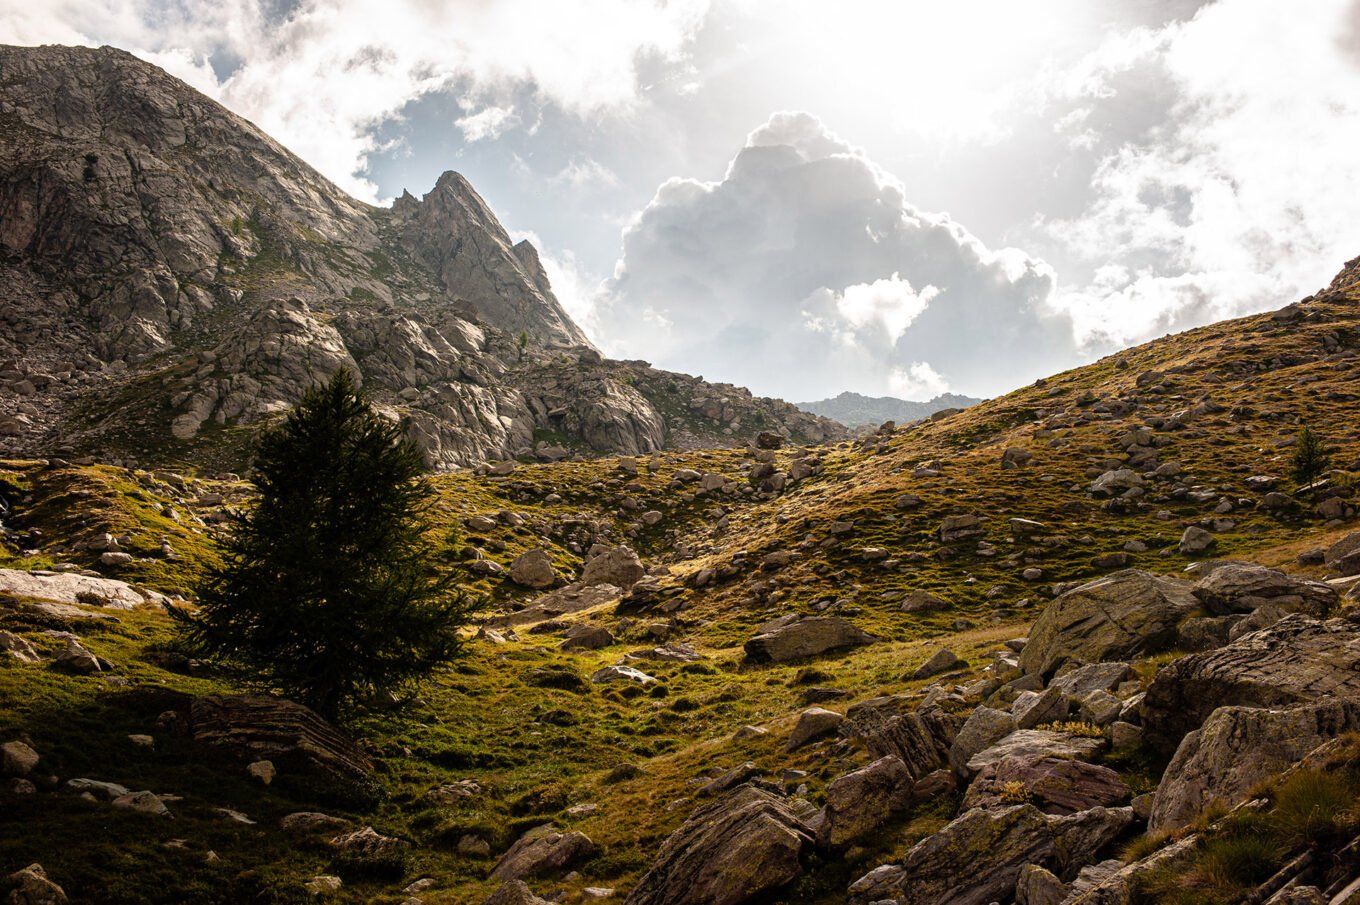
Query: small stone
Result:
<box><xmin>2</xmin><ymin>740</ymin><xmax>40</xmax><ymax>777</ymax></box>
<box><xmin>306</xmin><ymin>876</ymin><xmax>343</xmax><ymax>897</ymax></box>
<box><xmin>247</xmin><ymin>760</ymin><xmax>276</xmax><ymax>785</ymax></box>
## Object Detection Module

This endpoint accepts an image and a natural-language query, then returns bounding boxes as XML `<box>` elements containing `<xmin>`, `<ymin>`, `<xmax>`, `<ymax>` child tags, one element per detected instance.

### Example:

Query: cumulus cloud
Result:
<box><xmin>1</xmin><ymin>0</ymin><xmax>709</xmax><ymax>200</ymax></box>
<box><xmin>596</xmin><ymin>112</ymin><xmax>1072</xmax><ymax>400</ymax></box>
<box><xmin>1041</xmin><ymin>0</ymin><xmax>1360</xmax><ymax>348</ymax></box>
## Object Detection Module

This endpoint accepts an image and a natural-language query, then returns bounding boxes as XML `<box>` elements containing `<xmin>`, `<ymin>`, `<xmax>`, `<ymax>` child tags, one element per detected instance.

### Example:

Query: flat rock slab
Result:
<box><xmin>966</xmin><ymin>730</ymin><xmax>1106</xmax><ymax>775</ymax></box>
<box><xmin>0</xmin><ymin>569</ymin><xmax>168</xmax><ymax>609</ymax></box>
<box><xmin>1142</xmin><ymin>614</ymin><xmax>1360</xmax><ymax>752</ymax></box>
<box><xmin>964</xmin><ymin>755</ymin><xmax>1129</xmax><ymax>815</ymax></box>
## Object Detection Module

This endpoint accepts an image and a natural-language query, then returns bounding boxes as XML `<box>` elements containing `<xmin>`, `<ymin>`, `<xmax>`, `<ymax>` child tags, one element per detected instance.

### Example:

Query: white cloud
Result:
<box><xmin>890</xmin><ymin>362</ymin><xmax>950</xmax><ymax>399</ymax></box>
<box><xmin>1</xmin><ymin>0</ymin><xmax>710</xmax><ymax>200</ymax></box>
<box><xmin>1041</xmin><ymin>0</ymin><xmax>1360</xmax><ymax>348</ymax></box>
<box><xmin>597</xmin><ymin>111</ymin><xmax>1073</xmax><ymax>400</ymax></box>
<box><xmin>551</xmin><ymin>158</ymin><xmax>621</xmax><ymax>191</ymax></box>
<box><xmin>454</xmin><ymin>105</ymin><xmax>519</xmax><ymax>142</ymax></box>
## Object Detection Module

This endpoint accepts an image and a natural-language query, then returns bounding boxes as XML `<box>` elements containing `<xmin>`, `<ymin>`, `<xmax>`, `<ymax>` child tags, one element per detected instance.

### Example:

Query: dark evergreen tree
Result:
<box><xmin>176</xmin><ymin>370</ymin><xmax>471</xmax><ymax>719</ymax></box>
<box><xmin>1291</xmin><ymin>425</ymin><xmax>1332</xmax><ymax>494</ymax></box>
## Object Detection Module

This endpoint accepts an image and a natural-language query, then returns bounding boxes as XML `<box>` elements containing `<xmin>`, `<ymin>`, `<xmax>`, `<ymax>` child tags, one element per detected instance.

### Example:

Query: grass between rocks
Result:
<box><xmin>4</xmin><ymin>293</ymin><xmax>1360</xmax><ymax>902</ymax></box>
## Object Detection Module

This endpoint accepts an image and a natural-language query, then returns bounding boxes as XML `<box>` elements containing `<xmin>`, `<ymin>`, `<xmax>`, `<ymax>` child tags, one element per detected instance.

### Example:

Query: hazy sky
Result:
<box><xmin>5</xmin><ymin>1</ymin><xmax>1360</xmax><ymax>401</ymax></box>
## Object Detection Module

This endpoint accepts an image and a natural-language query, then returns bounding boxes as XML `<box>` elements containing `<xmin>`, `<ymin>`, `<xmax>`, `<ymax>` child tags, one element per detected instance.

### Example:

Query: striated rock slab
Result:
<box><xmin>0</xmin><ymin>569</ymin><xmax>168</xmax><ymax>609</ymax></box>
<box><xmin>1141</xmin><ymin>614</ymin><xmax>1360</xmax><ymax>752</ymax></box>
<box><xmin>189</xmin><ymin>695</ymin><xmax>373</xmax><ymax>796</ymax></box>
<box><xmin>964</xmin><ymin>755</ymin><xmax>1129</xmax><ymax>815</ymax></box>
<box><xmin>846</xmin><ymin>700</ymin><xmax>965</xmax><ymax>781</ymax></box>
<box><xmin>490</xmin><ymin>828</ymin><xmax>594</xmax><ymax>882</ymax></box>
<box><xmin>624</xmin><ymin>784</ymin><xmax>815</xmax><ymax>905</ymax></box>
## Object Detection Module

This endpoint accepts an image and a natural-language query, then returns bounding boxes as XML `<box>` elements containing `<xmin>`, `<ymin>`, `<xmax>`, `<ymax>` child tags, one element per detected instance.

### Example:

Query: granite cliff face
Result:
<box><xmin>0</xmin><ymin>44</ymin><xmax>843</xmax><ymax>470</ymax></box>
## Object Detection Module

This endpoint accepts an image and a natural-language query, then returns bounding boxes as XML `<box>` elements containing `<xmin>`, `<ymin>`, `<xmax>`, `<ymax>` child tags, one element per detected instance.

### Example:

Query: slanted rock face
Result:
<box><xmin>188</xmin><ymin>695</ymin><xmax>373</xmax><ymax>796</ymax></box>
<box><xmin>846</xmin><ymin>700</ymin><xmax>965</xmax><ymax>781</ymax></box>
<box><xmin>814</xmin><ymin>755</ymin><xmax>913</xmax><ymax>846</ymax></box>
<box><xmin>624</xmin><ymin>784</ymin><xmax>815</xmax><ymax>905</ymax></box>
<box><xmin>1142</xmin><ymin>614</ymin><xmax>1360</xmax><ymax>752</ymax></box>
<box><xmin>1149</xmin><ymin>699</ymin><xmax>1360</xmax><ymax>832</ymax></box>
<box><xmin>743</xmin><ymin>616</ymin><xmax>879</xmax><ymax>663</ymax></box>
<box><xmin>964</xmin><ymin>755</ymin><xmax>1129</xmax><ymax>815</ymax></box>
<box><xmin>489</xmin><ymin>828</ymin><xmax>595</xmax><ymax>882</ymax></box>
<box><xmin>1019</xmin><ymin>570</ymin><xmax>1198</xmax><ymax>677</ymax></box>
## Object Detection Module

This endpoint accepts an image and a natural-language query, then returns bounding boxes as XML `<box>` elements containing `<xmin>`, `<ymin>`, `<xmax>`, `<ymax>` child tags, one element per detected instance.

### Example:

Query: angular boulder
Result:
<box><xmin>580</xmin><ymin>545</ymin><xmax>645</xmax><ymax>590</ymax></box>
<box><xmin>785</xmin><ymin>707</ymin><xmax>844</xmax><ymax>752</ymax></box>
<box><xmin>624</xmin><ymin>784</ymin><xmax>815</xmax><ymax>905</ymax></box>
<box><xmin>846</xmin><ymin>700</ymin><xmax>965</xmax><ymax>781</ymax></box>
<box><xmin>814</xmin><ymin>755</ymin><xmax>913</xmax><ymax>846</ymax></box>
<box><xmin>1142</xmin><ymin>614</ymin><xmax>1360</xmax><ymax>752</ymax></box>
<box><xmin>965</xmin><ymin>730</ymin><xmax>1106</xmax><ymax>776</ymax></box>
<box><xmin>508</xmin><ymin>549</ymin><xmax>557</xmax><ymax>589</ymax></box>
<box><xmin>948</xmin><ymin>707</ymin><xmax>1017</xmax><ymax>775</ymax></box>
<box><xmin>1149</xmin><ymin>699</ymin><xmax>1360</xmax><ymax>832</ymax></box>
<box><xmin>1019</xmin><ymin>571</ymin><xmax>1197</xmax><ymax>677</ymax></box>
<box><xmin>743</xmin><ymin>616</ymin><xmax>878</xmax><ymax>664</ymax></box>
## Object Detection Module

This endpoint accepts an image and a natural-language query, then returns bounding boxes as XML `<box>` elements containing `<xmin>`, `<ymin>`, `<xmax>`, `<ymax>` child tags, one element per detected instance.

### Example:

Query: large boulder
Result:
<box><xmin>1142</xmin><ymin>614</ymin><xmax>1360</xmax><ymax>752</ymax></box>
<box><xmin>0</xmin><ymin>568</ymin><xmax>169</xmax><ymax>609</ymax></box>
<box><xmin>965</xmin><ymin>730</ymin><xmax>1106</xmax><ymax>776</ymax></box>
<box><xmin>1148</xmin><ymin>699</ymin><xmax>1360</xmax><ymax>832</ymax></box>
<box><xmin>508</xmin><ymin>549</ymin><xmax>557</xmax><ymax>589</ymax></box>
<box><xmin>1019</xmin><ymin>570</ymin><xmax>1198</xmax><ymax>677</ymax></box>
<box><xmin>1192</xmin><ymin>562</ymin><xmax>1335</xmax><ymax>617</ymax></box>
<box><xmin>580</xmin><ymin>545</ymin><xmax>645</xmax><ymax>589</ymax></box>
<box><xmin>948</xmin><ymin>707</ymin><xmax>1017</xmax><ymax>775</ymax></box>
<box><xmin>624</xmin><ymin>784</ymin><xmax>815</xmax><ymax>905</ymax></box>
<box><xmin>490</xmin><ymin>828</ymin><xmax>595</xmax><ymax>881</ymax></box>
<box><xmin>743</xmin><ymin>616</ymin><xmax>878</xmax><ymax>664</ymax></box>
<box><xmin>964</xmin><ymin>755</ymin><xmax>1129</xmax><ymax>815</ymax></box>
<box><xmin>785</xmin><ymin>707</ymin><xmax>844</xmax><ymax>752</ymax></box>
<box><xmin>813</xmin><ymin>755</ymin><xmax>913</xmax><ymax>846</ymax></box>
<box><xmin>189</xmin><ymin>695</ymin><xmax>374</xmax><ymax>798</ymax></box>
<box><xmin>6</xmin><ymin>863</ymin><xmax>68</xmax><ymax>905</ymax></box>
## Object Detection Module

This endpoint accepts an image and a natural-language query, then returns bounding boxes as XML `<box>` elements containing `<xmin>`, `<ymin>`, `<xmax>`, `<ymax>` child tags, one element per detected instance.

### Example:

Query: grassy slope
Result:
<box><xmin>3</xmin><ymin>281</ymin><xmax>1360</xmax><ymax>903</ymax></box>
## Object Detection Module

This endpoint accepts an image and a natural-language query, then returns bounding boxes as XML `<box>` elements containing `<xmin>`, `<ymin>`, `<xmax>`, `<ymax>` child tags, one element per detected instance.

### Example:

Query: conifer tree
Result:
<box><xmin>1290</xmin><ymin>425</ymin><xmax>1332</xmax><ymax>495</ymax></box>
<box><xmin>177</xmin><ymin>370</ymin><xmax>470</xmax><ymax>720</ymax></box>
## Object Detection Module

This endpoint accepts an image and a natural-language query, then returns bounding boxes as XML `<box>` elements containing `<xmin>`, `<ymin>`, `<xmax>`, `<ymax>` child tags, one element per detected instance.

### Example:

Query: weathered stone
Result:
<box><xmin>580</xmin><ymin>546</ymin><xmax>645</xmax><ymax>589</ymax></box>
<box><xmin>53</xmin><ymin>639</ymin><xmax>102</xmax><ymax>674</ymax></box>
<box><xmin>280</xmin><ymin>812</ymin><xmax>351</xmax><ymax>835</ymax></box>
<box><xmin>484</xmin><ymin>880</ymin><xmax>553</xmax><ymax>905</ymax></box>
<box><xmin>785</xmin><ymin>707</ymin><xmax>844</xmax><ymax>752</ymax></box>
<box><xmin>560</xmin><ymin>625</ymin><xmax>614</xmax><ymax>651</ymax></box>
<box><xmin>508</xmin><ymin>549</ymin><xmax>557</xmax><ymax>589</ymax></box>
<box><xmin>6</xmin><ymin>863</ymin><xmax>68</xmax><ymax>905</ymax></box>
<box><xmin>1013</xmin><ymin>687</ymin><xmax>1070</xmax><ymax>730</ymax></box>
<box><xmin>111</xmin><ymin>790</ymin><xmax>170</xmax><ymax>816</ymax></box>
<box><xmin>0</xmin><ymin>569</ymin><xmax>168</xmax><ymax>609</ymax></box>
<box><xmin>1016</xmin><ymin>863</ymin><xmax>1065</xmax><ymax>905</ymax></box>
<box><xmin>948</xmin><ymin>707</ymin><xmax>1018</xmax><ymax>774</ymax></box>
<box><xmin>0</xmin><ymin>630</ymin><xmax>41</xmax><ymax>663</ymax></box>
<box><xmin>815</xmin><ymin>755</ymin><xmax>913</xmax><ymax>846</ymax></box>
<box><xmin>1142</xmin><ymin>614</ymin><xmax>1360</xmax><ymax>752</ymax></box>
<box><xmin>963</xmin><ymin>755</ymin><xmax>1129</xmax><ymax>815</ymax></box>
<box><xmin>623</xmin><ymin>785</ymin><xmax>814</xmax><ymax>905</ymax></box>
<box><xmin>1149</xmin><ymin>699</ymin><xmax>1360</xmax><ymax>832</ymax></box>
<box><xmin>1048</xmin><ymin>663</ymin><xmax>1133</xmax><ymax>700</ymax></box>
<box><xmin>846</xmin><ymin>701</ymin><xmax>965</xmax><ymax>781</ymax></box>
<box><xmin>1178</xmin><ymin>526</ymin><xmax>1215</xmax><ymax>555</ymax></box>
<box><xmin>490</xmin><ymin>828</ymin><xmax>595</xmax><ymax>881</ymax></box>
<box><xmin>743</xmin><ymin>616</ymin><xmax>878</xmax><ymax>663</ymax></box>
<box><xmin>2</xmin><ymin>741</ymin><xmax>39</xmax><ymax>777</ymax></box>
<box><xmin>1020</xmin><ymin>571</ymin><xmax>1197</xmax><ymax>677</ymax></box>
<box><xmin>591</xmin><ymin>665</ymin><xmax>657</xmax><ymax>685</ymax></box>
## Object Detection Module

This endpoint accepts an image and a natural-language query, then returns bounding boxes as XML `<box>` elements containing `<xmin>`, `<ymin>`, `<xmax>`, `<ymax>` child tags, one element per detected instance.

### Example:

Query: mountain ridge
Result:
<box><xmin>796</xmin><ymin>390</ymin><xmax>984</xmax><ymax>429</ymax></box>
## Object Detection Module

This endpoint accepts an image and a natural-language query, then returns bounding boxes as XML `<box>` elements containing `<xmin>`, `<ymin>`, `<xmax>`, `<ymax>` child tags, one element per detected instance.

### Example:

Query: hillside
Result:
<box><xmin>0</xmin><ymin>44</ymin><xmax>843</xmax><ymax>472</ymax></box>
<box><xmin>795</xmin><ymin>391</ymin><xmax>983</xmax><ymax>430</ymax></box>
<box><xmin>4</xmin><ymin>256</ymin><xmax>1360</xmax><ymax>903</ymax></box>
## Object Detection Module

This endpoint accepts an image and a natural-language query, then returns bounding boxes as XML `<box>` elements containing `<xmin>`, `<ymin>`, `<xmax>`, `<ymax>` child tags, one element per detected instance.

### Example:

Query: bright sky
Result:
<box><xmin>5</xmin><ymin>0</ymin><xmax>1360</xmax><ymax>401</ymax></box>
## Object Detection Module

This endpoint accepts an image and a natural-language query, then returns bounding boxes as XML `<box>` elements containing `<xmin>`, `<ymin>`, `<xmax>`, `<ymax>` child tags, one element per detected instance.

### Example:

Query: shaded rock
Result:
<box><xmin>53</xmin><ymin>639</ymin><xmax>102</xmax><ymax>674</ymax></box>
<box><xmin>623</xmin><ymin>784</ymin><xmax>815</xmax><ymax>905</ymax></box>
<box><xmin>1048</xmin><ymin>807</ymin><xmax>1135</xmax><ymax>876</ymax></box>
<box><xmin>508</xmin><ymin>550</ymin><xmax>557</xmax><ymax>589</ymax></box>
<box><xmin>743</xmin><ymin>616</ymin><xmax>878</xmax><ymax>663</ymax></box>
<box><xmin>0</xmin><ymin>630</ymin><xmax>41</xmax><ymax>663</ymax></box>
<box><xmin>490</xmin><ymin>828</ymin><xmax>595</xmax><ymax>881</ymax></box>
<box><xmin>1176</xmin><ymin>615</ymin><xmax>1239</xmax><ymax>652</ymax></box>
<box><xmin>1089</xmin><ymin>470</ymin><xmax>1143</xmax><ymax>497</ymax></box>
<box><xmin>940</xmin><ymin>514</ymin><xmax>984</xmax><ymax>543</ymax></box>
<box><xmin>189</xmin><ymin>695</ymin><xmax>373</xmax><ymax>797</ymax></box>
<box><xmin>112</xmin><ymin>790</ymin><xmax>170</xmax><ymax>816</ymax></box>
<box><xmin>785</xmin><ymin>707</ymin><xmax>844</xmax><ymax>752</ymax></box>
<box><xmin>815</xmin><ymin>755</ymin><xmax>913</xmax><ymax>846</ymax></box>
<box><xmin>560</xmin><ymin>626</ymin><xmax>613</xmax><ymax>651</ymax></box>
<box><xmin>280</xmin><ymin>812</ymin><xmax>351</xmax><ymax>835</ymax></box>
<box><xmin>485</xmin><ymin>583</ymin><xmax>623</xmax><ymax>629</ymax></box>
<box><xmin>2</xmin><ymin>741</ymin><xmax>39</xmax><ymax>777</ymax></box>
<box><xmin>1149</xmin><ymin>699</ymin><xmax>1360</xmax><ymax>832</ymax></box>
<box><xmin>699</xmin><ymin>763</ymin><xmax>760</xmax><ymax>796</ymax></box>
<box><xmin>1192</xmin><ymin>562</ymin><xmax>1335</xmax><ymax>617</ymax></box>
<box><xmin>6</xmin><ymin>864</ymin><xmax>68</xmax><ymax>905</ymax></box>
<box><xmin>484</xmin><ymin>881</ymin><xmax>553</xmax><ymax>905</ymax></box>
<box><xmin>1013</xmin><ymin>687</ymin><xmax>1070</xmax><ymax>729</ymax></box>
<box><xmin>911</xmin><ymin>648</ymin><xmax>965</xmax><ymax>680</ymax></box>
<box><xmin>1048</xmin><ymin>663</ymin><xmax>1132</xmax><ymax>701</ymax></box>
<box><xmin>1142</xmin><ymin>614</ymin><xmax>1360</xmax><ymax>752</ymax></box>
<box><xmin>1016</xmin><ymin>863</ymin><xmax>1065</xmax><ymax>905</ymax></box>
<box><xmin>964</xmin><ymin>755</ymin><xmax>1128</xmax><ymax>815</ymax></box>
<box><xmin>1019</xmin><ymin>571</ymin><xmax>1197</xmax><ymax>677</ymax></box>
<box><xmin>900</xmin><ymin>590</ymin><xmax>950</xmax><ymax>613</ymax></box>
